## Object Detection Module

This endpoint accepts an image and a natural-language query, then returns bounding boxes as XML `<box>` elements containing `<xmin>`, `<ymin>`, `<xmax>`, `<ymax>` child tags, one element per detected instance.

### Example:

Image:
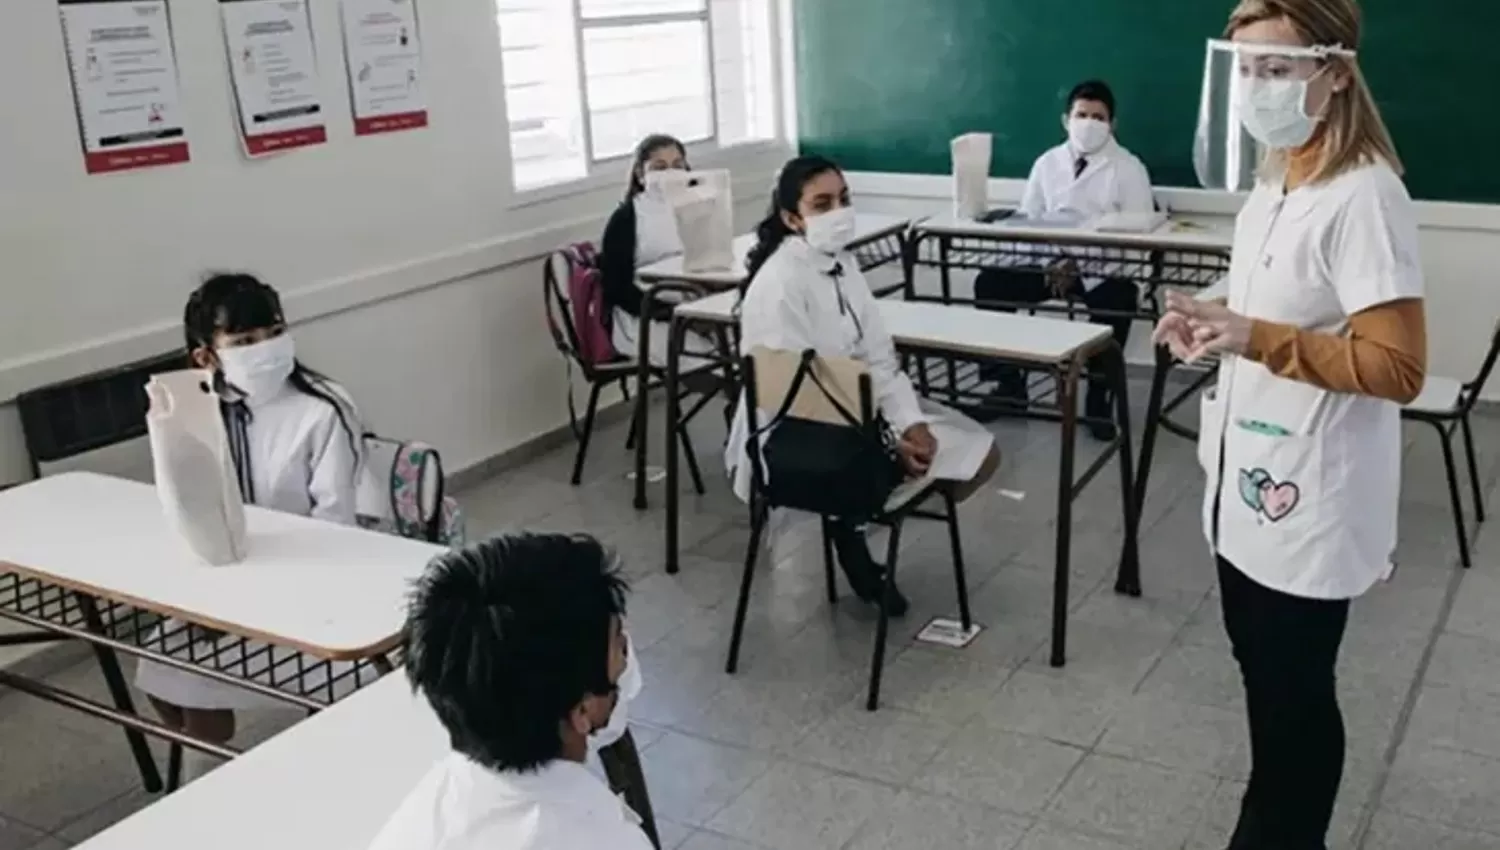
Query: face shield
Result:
<box><xmin>1193</xmin><ymin>39</ymin><xmax>1355</xmax><ymax>191</ymax></box>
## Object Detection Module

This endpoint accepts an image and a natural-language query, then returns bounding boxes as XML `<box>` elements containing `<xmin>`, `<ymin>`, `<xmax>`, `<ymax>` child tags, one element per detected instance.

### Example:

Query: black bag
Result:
<box><xmin>754</xmin><ymin>350</ymin><xmax>903</xmax><ymax>519</ymax></box>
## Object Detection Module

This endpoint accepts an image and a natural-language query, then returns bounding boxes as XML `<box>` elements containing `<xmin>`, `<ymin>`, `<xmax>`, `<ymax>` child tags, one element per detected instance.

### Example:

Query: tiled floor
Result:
<box><xmin>2</xmin><ymin>384</ymin><xmax>1498</xmax><ymax>850</ymax></box>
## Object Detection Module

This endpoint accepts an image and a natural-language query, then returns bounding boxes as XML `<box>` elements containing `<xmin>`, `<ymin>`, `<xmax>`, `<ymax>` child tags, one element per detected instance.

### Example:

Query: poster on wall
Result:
<box><xmin>58</xmin><ymin>0</ymin><xmax>191</xmax><ymax>174</ymax></box>
<box><xmin>218</xmin><ymin>0</ymin><xmax>327</xmax><ymax>157</ymax></box>
<box><xmin>339</xmin><ymin>0</ymin><xmax>428</xmax><ymax>135</ymax></box>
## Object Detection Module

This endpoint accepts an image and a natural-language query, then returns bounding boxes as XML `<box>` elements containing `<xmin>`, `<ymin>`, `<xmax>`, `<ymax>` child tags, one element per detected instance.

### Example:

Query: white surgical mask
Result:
<box><xmin>588</xmin><ymin>632</ymin><xmax>640</xmax><ymax>751</ymax></box>
<box><xmin>217</xmin><ymin>335</ymin><xmax>295</xmax><ymax>401</ymax></box>
<box><xmin>802</xmin><ymin>206</ymin><xmax>857</xmax><ymax>255</ymax></box>
<box><xmin>1067</xmin><ymin>117</ymin><xmax>1111</xmax><ymax>155</ymax></box>
<box><xmin>1238</xmin><ymin>76</ymin><xmax>1320</xmax><ymax>150</ymax></box>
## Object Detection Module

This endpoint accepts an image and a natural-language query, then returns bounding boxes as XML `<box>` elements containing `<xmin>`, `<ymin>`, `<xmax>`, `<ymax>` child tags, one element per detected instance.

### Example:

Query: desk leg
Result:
<box><xmin>633</xmin><ymin>314</ymin><xmax>654</xmax><ymax>511</ymax></box>
<box><xmin>1050</xmin><ymin>360</ymin><xmax>1081</xmax><ymax>668</ymax></box>
<box><xmin>1110</xmin><ymin>346</ymin><xmax>1142</xmax><ymax>597</ymax></box>
<box><xmin>900</xmin><ymin>229</ymin><xmax>917</xmax><ymax>300</ymax></box>
<box><xmin>939</xmin><ymin>236</ymin><xmax>958</xmax><ymax>405</ymax></box>
<box><xmin>664</xmin><ymin>317</ymin><xmax>684</xmax><ymax>575</ymax></box>
<box><xmin>372</xmin><ymin>654</ymin><xmax>395</xmax><ymax>676</ymax></box>
<box><xmin>600</xmin><ymin>730</ymin><xmax>661</xmax><ymax>849</ymax></box>
<box><xmin>76</xmin><ymin>594</ymin><xmax>163</xmax><ymax>793</ymax></box>
<box><xmin>1132</xmin><ymin>346</ymin><xmax>1174</xmax><ymax>521</ymax></box>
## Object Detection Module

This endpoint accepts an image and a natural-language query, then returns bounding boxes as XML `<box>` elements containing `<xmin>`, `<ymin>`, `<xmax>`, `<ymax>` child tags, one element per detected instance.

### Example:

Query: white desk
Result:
<box><xmin>73</xmin><ymin>676</ymin><xmax>444</xmax><ymax>850</ymax></box>
<box><xmin>663</xmin><ymin>296</ymin><xmax>1138</xmax><ymax>670</ymax></box>
<box><xmin>916</xmin><ymin>211</ymin><xmax>1235</xmax><ymax>254</ymax></box>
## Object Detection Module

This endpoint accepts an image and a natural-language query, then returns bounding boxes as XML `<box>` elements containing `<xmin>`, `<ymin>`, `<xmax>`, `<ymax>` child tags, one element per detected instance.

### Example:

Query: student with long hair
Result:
<box><xmin>599</xmin><ymin>134</ymin><xmax>716</xmax><ymax>368</ymax></box>
<box><xmin>134</xmin><ymin>273</ymin><xmax>365</xmax><ymax>783</ymax></box>
<box><xmin>1154</xmin><ymin>1</ymin><xmax>1426</xmax><ymax>845</ymax></box>
<box><xmin>724</xmin><ymin>156</ymin><xmax>1002</xmax><ymax>615</ymax></box>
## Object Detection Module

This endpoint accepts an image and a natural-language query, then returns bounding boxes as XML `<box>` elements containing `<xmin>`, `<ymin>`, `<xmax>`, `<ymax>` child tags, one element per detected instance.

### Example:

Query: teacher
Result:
<box><xmin>1156</xmin><ymin>0</ymin><xmax>1426</xmax><ymax>847</ymax></box>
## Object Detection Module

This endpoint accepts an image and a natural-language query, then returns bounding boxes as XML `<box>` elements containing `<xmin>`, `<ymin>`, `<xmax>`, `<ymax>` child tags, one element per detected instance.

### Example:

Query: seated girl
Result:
<box><xmin>599</xmin><ymin>133</ymin><xmax>719</xmax><ymax>370</ymax></box>
<box><xmin>724</xmin><ymin>156</ymin><xmax>1002</xmax><ymax>615</ymax></box>
<box><xmin>134</xmin><ymin>272</ymin><xmax>363</xmax><ymax>782</ymax></box>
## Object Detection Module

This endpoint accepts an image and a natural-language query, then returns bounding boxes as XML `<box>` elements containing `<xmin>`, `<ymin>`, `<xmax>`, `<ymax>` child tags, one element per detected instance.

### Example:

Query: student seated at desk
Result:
<box><xmin>367</xmin><ymin>534</ymin><xmax>651</xmax><ymax>850</ymax></box>
<box><xmin>974</xmin><ymin>79</ymin><xmax>1154</xmax><ymax>440</ymax></box>
<box><xmin>134</xmin><ymin>273</ymin><xmax>363</xmax><ymax>782</ymax></box>
<box><xmin>726</xmin><ymin>156</ymin><xmax>1002</xmax><ymax>616</ymax></box>
<box><xmin>599</xmin><ymin>133</ymin><xmax>718</xmax><ymax>370</ymax></box>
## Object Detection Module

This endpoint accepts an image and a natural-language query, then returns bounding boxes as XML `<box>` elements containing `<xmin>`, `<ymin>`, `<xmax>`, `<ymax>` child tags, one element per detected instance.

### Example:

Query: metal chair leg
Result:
<box><xmin>726</xmin><ymin>502</ymin><xmax>769</xmax><ymax>674</ymax></box>
<box><xmin>1460</xmin><ymin>413</ymin><xmax>1485</xmax><ymax>523</ymax></box>
<box><xmin>866</xmin><ymin>520</ymin><xmax>905</xmax><ymax>711</ymax></box>
<box><xmin>570</xmin><ymin>383</ymin><xmax>603</xmax><ymax>486</ymax></box>
<box><xmin>599</xmin><ymin>730</ymin><xmax>661</xmax><ymax>850</ymax></box>
<box><xmin>166</xmin><ymin>743</ymin><xmax>184</xmax><ymax>793</ymax></box>
<box><xmin>1435</xmin><ymin>423</ymin><xmax>1473</xmax><ymax>568</ymax></box>
<box><xmin>942</xmin><ymin>491</ymin><xmax>972</xmax><ymax>631</ymax></box>
<box><xmin>677</xmin><ymin>424</ymin><xmax>706</xmax><ymax>495</ymax></box>
<box><xmin>820</xmin><ymin>516</ymin><xmax>838</xmax><ymax>604</ymax></box>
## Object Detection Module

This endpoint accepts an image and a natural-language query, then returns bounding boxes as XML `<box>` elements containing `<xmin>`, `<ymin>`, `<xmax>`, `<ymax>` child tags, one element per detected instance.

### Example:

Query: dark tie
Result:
<box><xmin>1074</xmin><ymin>156</ymin><xmax>1088</xmax><ymax>179</ymax></box>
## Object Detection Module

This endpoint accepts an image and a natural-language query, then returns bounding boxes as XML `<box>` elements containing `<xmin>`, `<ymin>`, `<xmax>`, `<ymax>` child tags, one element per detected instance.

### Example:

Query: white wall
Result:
<box><xmin>0</xmin><ymin>0</ymin><xmax>789</xmax><ymax>486</ymax></box>
<box><xmin>848</xmin><ymin>173</ymin><xmax>1500</xmax><ymax>400</ymax></box>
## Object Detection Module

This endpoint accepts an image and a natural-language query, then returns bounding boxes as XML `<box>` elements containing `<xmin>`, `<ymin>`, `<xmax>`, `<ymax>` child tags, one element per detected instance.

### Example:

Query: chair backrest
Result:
<box><xmin>543</xmin><ymin>244</ymin><xmax>617</xmax><ymax>368</ymax></box>
<box><xmin>1460</xmin><ymin>316</ymin><xmax>1500</xmax><ymax>414</ymax></box>
<box><xmin>15</xmin><ymin>351</ymin><xmax>184</xmax><ymax>478</ymax></box>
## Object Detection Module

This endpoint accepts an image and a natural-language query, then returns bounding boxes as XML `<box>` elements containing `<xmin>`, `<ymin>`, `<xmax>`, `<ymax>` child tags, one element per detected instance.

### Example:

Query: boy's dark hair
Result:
<box><xmin>1066</xmin><ymin>79</ymin><xmax>1117</xmax><ymax>121</ymax></box>
<box><xmin>404</xmin><ymin>533</ymin><xmax>629</xmax><ymax>772</ymax></box>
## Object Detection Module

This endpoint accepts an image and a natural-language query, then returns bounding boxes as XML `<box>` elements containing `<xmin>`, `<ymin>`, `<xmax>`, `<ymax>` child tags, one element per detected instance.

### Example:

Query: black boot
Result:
<box><xmin>828</xmin><ymin>522</ymin><xmax>909</xmax><ymax>617</ymax></box>
<box><xmin>1084</xmin><ymin>380</ymin><xmax>1118</xmax><ymax>441</ymax></box>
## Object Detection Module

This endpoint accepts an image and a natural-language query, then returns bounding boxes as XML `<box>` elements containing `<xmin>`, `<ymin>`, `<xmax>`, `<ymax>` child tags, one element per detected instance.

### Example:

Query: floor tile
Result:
<box><xmin>1094</xmin><ymin>693</ymin><xmax>1249</xmax><ymax>779</ymax></box>
<box><xmin>913</xmin><ymin>724</ymin><xmax>1086</xmax><ymax>815</ymax></box>
<box><xmin>1403</xmin><ymin>682</ymin><xmax>1500</xmax><ymax>761</ymax></box>
<box><xmin>1382</xmin><ymin>745</ymin><xmax>1500</xmax><ymax>835</ymax></box>
<box><xmin>843</xmin><ymin>790</ymin><xmax>1031</xmax><ymax>850</ymax></box>
<box><xmin>638</xmin><ymin>732</ymin><xmax>771</xmax><ymax>827</ymax></box>
<box><xmin>981</xmin><ymin>670</ymin><xmax>1128</xmax><ymax>748</ymax></box>
<box><xmin>790</xmin><ymin>702</ymin><xmax>955</xmax><ymax>786</ymax></box>
<box><xmin>1044</xmin><ymin>753</ymin><xmax>1217</xmax><ymax>848</ymax></box>
<box><xmin>706</xmin><ymin>761</ymin><xmax>900</xmax><ymax>850</ymax></box>
<box><xmin>1013</xmin><ymin>824</ymin><xmax>1140</xmax><ymax>850</ymax></box>
<box><xmin>1362</xmin><ymin>811</ymin><xmax>1500</xmax><ymax>850</ymax></box>
<box><xmin>0</xmin><ymin>816</ymin><xmax>46</xmax><ymax>850</ymax></box>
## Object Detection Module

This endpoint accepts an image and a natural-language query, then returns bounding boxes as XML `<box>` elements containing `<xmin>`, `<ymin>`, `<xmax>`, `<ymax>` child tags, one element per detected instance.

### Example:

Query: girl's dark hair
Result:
<box><xmin>743</xmin><ymin>155</ymin><xmax>843</xmax><ymax>283</ymax></box>
<box><xmin>184</xmin><ymin>273</ymin><xmax>360</xmax><ymax>476</ymax></box>
<box><xmin>624</xmin><ymin>133</ymin><xmax>687</xmax><ymax>200</ymax></box>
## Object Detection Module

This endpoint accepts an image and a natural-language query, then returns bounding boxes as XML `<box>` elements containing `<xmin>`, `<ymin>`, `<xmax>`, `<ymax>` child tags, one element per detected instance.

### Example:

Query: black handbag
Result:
<box><xmin>753</xmin><ymin>350</ymin><xmax>904</xmax><ymax>520</ymax></box>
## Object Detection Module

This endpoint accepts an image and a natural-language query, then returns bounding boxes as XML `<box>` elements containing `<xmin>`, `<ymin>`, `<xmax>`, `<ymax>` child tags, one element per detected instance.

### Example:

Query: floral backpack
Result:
<box><xmin>357</xmin><ymin>435</ymin><xmax>466</xmax><ymax>547</ymax></box>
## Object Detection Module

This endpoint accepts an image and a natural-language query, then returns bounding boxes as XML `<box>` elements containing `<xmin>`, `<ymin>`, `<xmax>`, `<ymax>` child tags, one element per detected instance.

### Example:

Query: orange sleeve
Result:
<box><xmin>1244</xmin><ymin>298</ymin><xmax>1427</xmax><ymax>404</ymax></box>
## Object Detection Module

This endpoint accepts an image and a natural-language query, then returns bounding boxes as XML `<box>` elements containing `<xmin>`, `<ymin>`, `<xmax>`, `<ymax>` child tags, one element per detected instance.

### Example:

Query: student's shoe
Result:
<box><xmin>1084</xmin><ymin>383</ymin><xmax>1118</xmax><ymax>441</ymax></box>
<box><xmin>829</xmin><ymin>523</ymin><xmax>910</xmax><ymax>617</ymax></box>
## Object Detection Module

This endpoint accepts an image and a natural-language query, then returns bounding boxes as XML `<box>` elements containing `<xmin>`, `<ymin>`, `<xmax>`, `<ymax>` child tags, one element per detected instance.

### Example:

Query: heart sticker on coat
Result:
<box><xmin>1238</xmin><ymin>467</ymin><xmax>1300</xmax><ymax>523</ymax></box>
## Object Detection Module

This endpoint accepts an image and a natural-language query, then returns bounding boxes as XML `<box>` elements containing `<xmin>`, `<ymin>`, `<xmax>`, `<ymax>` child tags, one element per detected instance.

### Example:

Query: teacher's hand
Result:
<box><xmin>1163</xmin><ymin>290</ymin><xmax>1252</xmax><ymax>363</ymax></box>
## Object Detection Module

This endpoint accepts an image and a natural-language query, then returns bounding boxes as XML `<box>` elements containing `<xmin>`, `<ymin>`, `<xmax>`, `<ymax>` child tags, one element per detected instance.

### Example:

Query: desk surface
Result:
<box><xmin>74</xmin><ymin>675</ymin><xmax>444</xmax><ymax>850</ymax></box>
<box><xmin>677</xmin><ymin>294</ymin><xmax>1110</xmax><ymax>364</ymax></box>
<box><xmin>916</xmin><ymin>211</ymin><xmax>1235</xmax><ymax>254</ymax></box>
<box><xmin>0</xmin><ymin>473</ymin><xmax>442</xmax><ymax>658</ymax></box>
<box><xmin>635</xmin><ymin>212</ymin><xmax>910</xmax><ymax>286</ymax></box>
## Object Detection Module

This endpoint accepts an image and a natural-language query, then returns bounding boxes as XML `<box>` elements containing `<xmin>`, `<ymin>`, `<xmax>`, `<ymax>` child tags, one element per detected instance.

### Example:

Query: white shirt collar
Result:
<box><xmin>456</xmin><ymin>754</ymin><xmax>625</xmax><ymax>819</ymax></box>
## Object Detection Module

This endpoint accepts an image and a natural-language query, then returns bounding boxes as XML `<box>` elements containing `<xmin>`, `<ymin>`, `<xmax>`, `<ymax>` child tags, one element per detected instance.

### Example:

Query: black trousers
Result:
<box><xmin>972</xmin><ymin>267</ymin><xmax>1137</xmax><ymax>383</ymax></box>
<box><xmin>1218</xmin><ymin>556</ymin><xmax>1350</xmax><ymax>850</ymax></box>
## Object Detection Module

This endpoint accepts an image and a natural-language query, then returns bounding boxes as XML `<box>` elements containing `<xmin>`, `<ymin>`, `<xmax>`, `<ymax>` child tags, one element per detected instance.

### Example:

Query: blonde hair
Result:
<box><xmin>1226</xmin><ymin>0</ymin><xmax>1403</xmax><ymax>184</ymax></box>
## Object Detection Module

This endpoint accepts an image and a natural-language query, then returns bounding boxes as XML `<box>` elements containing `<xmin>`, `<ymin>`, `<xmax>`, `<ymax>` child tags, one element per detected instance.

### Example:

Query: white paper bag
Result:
<box><xmin>146</xmin><ymin>370</ymin><xmax>248</xmax><ymax>566</ymax></box>
<box><xmin>664</xmin><ymin>168</ymin><xmax>734</xmax><ymax>272</ymax></box>
<box><xmin>951</xmin><ymin>132</ymin><xmax>993</xmax><ymax>220</ymax></box>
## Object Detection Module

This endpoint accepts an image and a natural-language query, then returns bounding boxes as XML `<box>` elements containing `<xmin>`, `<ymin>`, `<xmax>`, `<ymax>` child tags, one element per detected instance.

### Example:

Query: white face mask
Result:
<box><xmin>802</xmin><ymin>206</ymin><xmax>857</xmax><ymax>255</ymax></box>
<box><xmin>588</xmin><ymin>632</ymin><xmax>640</xmax><ymax>751</ymax></box>
<box><xmin>217</xmin><ymin>334</ymin><xmax>295</xmax><ymax>401</ymax></box>
<box><xmin>1067</xmin><ymin>117</ymin><xmax>1111</xmax><ymax>155</ymax></box>
<box><xmin>1238</xmin><ymin>76</ymin><xmax>1319</xmax><ymax>150</ymax></box>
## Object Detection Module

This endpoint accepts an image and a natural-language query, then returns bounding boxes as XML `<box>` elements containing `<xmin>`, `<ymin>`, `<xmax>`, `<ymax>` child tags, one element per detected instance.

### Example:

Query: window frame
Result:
<box><xmin>500</xmin><ymin>0</ymin><xmax>785</xmax><ymax>205</ymax></box>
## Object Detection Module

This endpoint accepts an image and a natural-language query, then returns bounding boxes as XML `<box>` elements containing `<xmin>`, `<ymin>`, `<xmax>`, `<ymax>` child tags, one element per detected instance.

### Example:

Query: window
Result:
<box><xmin>495</xmin><ymin>0</ymin><xmax>777</xmax><ymax>193</ymax></box>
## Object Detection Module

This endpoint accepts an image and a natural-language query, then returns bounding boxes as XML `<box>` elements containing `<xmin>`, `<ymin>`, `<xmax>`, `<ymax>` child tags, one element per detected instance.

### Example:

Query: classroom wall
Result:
<box><xmin>0</xmin><ymin>0</ymin><xmax>790</xmax><ymax>486</ymax></box>
<box><xmin>847</xmin><ymin>173</ymin><xmax>1500</xmax><ymax>401</ymax></box>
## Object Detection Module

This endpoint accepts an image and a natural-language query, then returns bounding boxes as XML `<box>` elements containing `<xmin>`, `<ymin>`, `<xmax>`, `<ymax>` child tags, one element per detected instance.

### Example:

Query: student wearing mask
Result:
<box><xmin>974</xmin><ymin>80</ymin><xmax>1155</xmax><ymax>439</ymax></box>
<box><xmin>599</xmin><ymin>133</ymin><xmax>717</xmax><ymax>368</ymax></box>
<box><xmin>135</xmin><ymin>273</ymin><xmax>364</xmax><ymax>783</ymax></box>
<box><xmin>366</xmin><ymin>534</ymin><xmax>652</xmax><ymax>850</ymax></box>
<box><xmin>1154</xmin><ymin>1</ymin><xmax>1425</xmax><ymax>846</ymax></box>
<box><xmin>725</xmin><ymin>156</ymin><xmax>1002</xmax><ymax>616</ymax></box>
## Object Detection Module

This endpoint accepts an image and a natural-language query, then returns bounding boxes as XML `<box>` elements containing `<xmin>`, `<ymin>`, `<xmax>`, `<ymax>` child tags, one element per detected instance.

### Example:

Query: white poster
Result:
<box><xmin>58</xmin><ymin>0</ymin><xmax>191</xmax><ymax>174</ymax></box>
<box><xmin>339</xmin><ymin>0</ymin><xmax>428</xmax><ymax>135</ymax></box>
<box><xmin>219</xmin><ymin>0</ymin><xmax>326</xmax><ymax>157</ymax></box>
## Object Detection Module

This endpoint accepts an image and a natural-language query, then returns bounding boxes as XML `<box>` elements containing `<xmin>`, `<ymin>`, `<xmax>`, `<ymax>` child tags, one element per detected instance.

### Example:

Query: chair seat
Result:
<box><xmin>883</xmin><ymin>474</ymin><xmax>940</xmax><ymax>514</ymax></box>
<box><xmin>1403</xmin><ymin>377</ymin><xmax>1463</xmax><ymax>416</ymax></box>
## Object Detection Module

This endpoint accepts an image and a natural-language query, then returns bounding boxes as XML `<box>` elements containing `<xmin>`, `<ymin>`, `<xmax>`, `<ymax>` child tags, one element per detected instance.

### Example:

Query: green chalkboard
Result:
<box><xmin>795</xmin><ymin>1</ymin><xmax>1499</xmax><ymax>204</ymax></box>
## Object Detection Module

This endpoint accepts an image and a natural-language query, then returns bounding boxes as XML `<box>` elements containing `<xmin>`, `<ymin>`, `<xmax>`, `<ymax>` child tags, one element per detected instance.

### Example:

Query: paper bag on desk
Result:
<box><xmin>145</xmin><ymin>370</ymin><xmax>247</xmax><ymax>566</ymax></box>
<box><xmin>664</xmin><ymin>169</ymin><xmax>735</xmax><ymax>272</ymax></box>
<box><xmin>951</xmin><ymin>133</ymin><xmax>992</xmax><ymax>220</ymax></box>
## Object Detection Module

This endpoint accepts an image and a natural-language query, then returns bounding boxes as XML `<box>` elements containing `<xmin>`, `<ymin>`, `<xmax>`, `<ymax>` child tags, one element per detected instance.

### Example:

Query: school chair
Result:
<box><xmin>726</xmin><ymin>348</ymin><xmax>973</xmax><ymax>711</ymax></box>
<box><xmin>1401</xmin><ymin>317</ymin><xmax>1500</xmax><ymax>568</ymax></box>
<box><xmin>542</xmin><ymin>250</ymin><xmax>711</xmax><ymax>494</ymax></box>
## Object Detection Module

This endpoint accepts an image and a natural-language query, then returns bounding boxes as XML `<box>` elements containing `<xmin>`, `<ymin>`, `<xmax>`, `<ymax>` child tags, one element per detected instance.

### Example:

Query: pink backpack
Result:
<box><xmin>545</xmin><ymin>243</ymin><xmax>617</xmax><ymax>366</ymax></box>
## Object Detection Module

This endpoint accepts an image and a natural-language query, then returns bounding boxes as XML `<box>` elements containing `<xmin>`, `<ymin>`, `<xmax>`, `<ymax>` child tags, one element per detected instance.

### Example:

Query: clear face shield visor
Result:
<box><xmin>1193</xmin><ymin>39</ymin><xmax>1356</xmax><ymax>191</ymax></box>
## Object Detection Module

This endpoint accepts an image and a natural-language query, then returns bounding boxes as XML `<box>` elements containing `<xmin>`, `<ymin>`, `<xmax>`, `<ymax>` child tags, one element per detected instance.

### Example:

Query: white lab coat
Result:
<box><xmin>724</xmin><ymin>236</ymin><xmax>994</xmax><ymax>502</ymax></box>
<box><xmin>365</xmin><ymin>753</ymin><xmax>654</xmax><ymax>850</ymax></box>
<box><xmin>1015</xmin><ymin>137</ymin><xmax>1155</xmax><ymax>290</ymax></box>
<box><xmin>1199</xmin><ymin>160</ymin><xmax>1422</xmax><ymax>599</ymax></box>
<box><xmin>135</xmin><ymin>380</ymin><xmax>366</xmax><ymax>710</ymax></box>
<box><xmin>611</xmin><ymin>192</ymin><xmax>718</xmax><ymax>370</ymax></box>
